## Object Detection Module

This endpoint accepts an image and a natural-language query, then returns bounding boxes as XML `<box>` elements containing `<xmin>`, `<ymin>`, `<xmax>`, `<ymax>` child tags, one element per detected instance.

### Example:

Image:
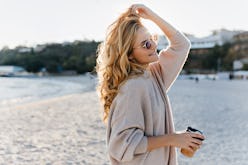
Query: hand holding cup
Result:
<box><xmin>181</xmin><ymin>127</ymin><xmax>205</xmax><ymax>157</ymax></box>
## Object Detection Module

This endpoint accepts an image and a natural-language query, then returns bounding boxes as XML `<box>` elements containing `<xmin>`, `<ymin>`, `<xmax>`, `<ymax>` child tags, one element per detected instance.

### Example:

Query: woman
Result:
<box><xmin>96</xmin><ymin>4</ymin><xmax>205</xmax><ymax>165</ymax></box>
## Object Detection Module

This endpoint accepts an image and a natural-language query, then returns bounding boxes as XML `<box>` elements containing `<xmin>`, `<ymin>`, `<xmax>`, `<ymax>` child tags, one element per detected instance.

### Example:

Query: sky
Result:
<box><xmin>0</xmin><ymin>0</ymin><xmax>247</xmax><ymax>49</ymax></box>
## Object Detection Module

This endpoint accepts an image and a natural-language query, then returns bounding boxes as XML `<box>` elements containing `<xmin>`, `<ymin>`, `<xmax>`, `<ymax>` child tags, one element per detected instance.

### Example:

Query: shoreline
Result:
<box><xmin>0</xmin><ymin>74</ymin><xmax>97</xmax><ymax>110</ymax></box>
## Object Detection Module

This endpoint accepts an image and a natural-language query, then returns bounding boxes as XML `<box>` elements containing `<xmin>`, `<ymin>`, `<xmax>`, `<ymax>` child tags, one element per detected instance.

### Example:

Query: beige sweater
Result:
<box><xmin>106</xmin><ymin>31</ymin><xmax>191</xmax><ymax>165</ymax></box>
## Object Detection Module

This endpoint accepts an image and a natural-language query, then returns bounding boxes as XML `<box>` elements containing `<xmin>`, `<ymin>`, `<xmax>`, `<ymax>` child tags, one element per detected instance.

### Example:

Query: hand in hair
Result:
<box><xmin>130</xmin><ymin>4</ymin><xmax>157</xmax><ymax>20</ymax></box>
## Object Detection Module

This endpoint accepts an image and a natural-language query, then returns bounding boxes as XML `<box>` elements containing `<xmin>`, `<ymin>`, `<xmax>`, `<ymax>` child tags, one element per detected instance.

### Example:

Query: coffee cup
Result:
<box><xmin>181</xmin><ymin>126</ymin><xmax>204</xmax><ymax>157</ymax></box>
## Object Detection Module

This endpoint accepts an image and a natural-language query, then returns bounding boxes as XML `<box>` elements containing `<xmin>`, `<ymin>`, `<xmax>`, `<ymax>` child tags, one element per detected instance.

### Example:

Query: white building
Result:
<box><xmin>34</xmin><ymin>45</ymin><xmax>46</xmax><ymax>52</ymax></box>
<box><xmin>233</xmin><ymin>58</ymin><xmax>248</xmax><ymax>70</ymax></box>
<box><xmin>17</xmin><ymin>47</ymin><xmax>31</xmax><ymax>53</ymax></box>
<box><xmin>157</xmin><ymin>29</ymin><xmax>244</xmax><ymax>50</ymax></box>
<box><xmin>0</xmin><ymin>65</ymin><xmax>33</xmax><ymax>77</ymax></box>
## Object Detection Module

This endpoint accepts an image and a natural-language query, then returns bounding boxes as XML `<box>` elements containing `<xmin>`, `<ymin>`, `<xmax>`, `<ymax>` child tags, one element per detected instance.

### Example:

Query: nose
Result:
<box><xmin>151</xmin><ymin>40</ymin><xmax>157</xmax><ymax>50</ymax></box>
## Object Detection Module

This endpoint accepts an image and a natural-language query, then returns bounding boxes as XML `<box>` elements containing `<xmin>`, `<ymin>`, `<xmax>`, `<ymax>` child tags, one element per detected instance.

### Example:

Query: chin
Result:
<box><xmin>147</xmin><ymin>58</ymin><xmax>158</xmax><ymax>64</ymax></box>
<box><xmin>151</xmin><ymin>56</ymin><xmax>159</xmax><ymax>62</ymax></box>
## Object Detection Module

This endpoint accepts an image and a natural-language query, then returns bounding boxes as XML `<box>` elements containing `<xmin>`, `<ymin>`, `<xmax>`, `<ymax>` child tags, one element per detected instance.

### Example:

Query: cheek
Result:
<box><xmin>133</xmin><ymin>53</ymin><xmax>151</xmax><ymax>64</ymax></box>
<box><xmin>132</xmin><ymin>51</ymin><xmax>145</xmax><ymax>62</ymax></box>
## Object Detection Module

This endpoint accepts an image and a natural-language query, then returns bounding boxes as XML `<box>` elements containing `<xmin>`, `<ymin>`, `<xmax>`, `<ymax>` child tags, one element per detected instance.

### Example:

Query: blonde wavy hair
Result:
<box><xmin>96</xmin><ymin>8</ymin><xmax>147</xmax><ymax>123</ymax></box>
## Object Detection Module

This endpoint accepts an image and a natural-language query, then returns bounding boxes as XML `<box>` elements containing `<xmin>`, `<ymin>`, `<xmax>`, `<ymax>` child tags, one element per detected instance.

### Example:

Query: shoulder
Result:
<box><xmin>120</xmin><ymin>73</ymin><xmax>150</xmax><ymax>93</ymax></box>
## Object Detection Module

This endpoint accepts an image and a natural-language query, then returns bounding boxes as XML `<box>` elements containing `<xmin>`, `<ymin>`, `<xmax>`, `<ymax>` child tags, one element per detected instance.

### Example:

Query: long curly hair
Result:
<box><xmin>96</xmin><ymin>8</ymin><xmax>147</xmax><ymax>123</ymax></box>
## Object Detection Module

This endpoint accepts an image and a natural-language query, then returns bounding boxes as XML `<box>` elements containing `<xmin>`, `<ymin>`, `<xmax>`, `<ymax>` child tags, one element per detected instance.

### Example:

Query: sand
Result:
<box><xmin>0</xmin><ymin>91</ymin><xmax>108</xmax><ymax>165</ymax></box>
<box><xmin>1</xmin><ymin>79</ymin><xmax>247</xmax><ymax>165</ymax></box>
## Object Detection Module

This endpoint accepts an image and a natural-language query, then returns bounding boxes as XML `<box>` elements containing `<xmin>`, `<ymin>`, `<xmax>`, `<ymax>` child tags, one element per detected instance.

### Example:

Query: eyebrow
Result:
<box><xmin>140</xmin><ymin>40</ymin><xmax>147</xmax><ymax>45</ymax></box>
<box><xmin>140</xmin><ymin>35</ymin><xmax>153</xmax><ymax>43</ymax></box>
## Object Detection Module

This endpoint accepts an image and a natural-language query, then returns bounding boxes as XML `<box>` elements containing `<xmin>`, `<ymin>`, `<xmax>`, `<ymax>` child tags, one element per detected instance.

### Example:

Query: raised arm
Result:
<box><xmin>132</xmin><ymin>4</ymin><xmax>191</xmax><ymax>92</ymax></box>
<box><xmin>131</xmin><ymin>4</ymin><xmax>178</xmax><ymax>38</ymax></box>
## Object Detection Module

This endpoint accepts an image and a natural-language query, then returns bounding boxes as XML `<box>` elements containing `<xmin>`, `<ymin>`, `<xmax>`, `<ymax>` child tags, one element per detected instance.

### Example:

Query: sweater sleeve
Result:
<box><xmin>149</xmin><ymin>31</ymin><xmax>191</xmax><ymax>92</ymax></box>
<box><xmin>107</xmin><ymin>81</ymin><xmax>148</xmax><ymax>162</ymax></box>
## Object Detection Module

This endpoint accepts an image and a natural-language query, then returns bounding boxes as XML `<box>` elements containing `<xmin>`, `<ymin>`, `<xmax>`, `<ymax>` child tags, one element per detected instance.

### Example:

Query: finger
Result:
<box><xmin>131</xmin><ymin>4</ymin><xmax>144</xmax><ymax>14</ymax></box>
<box><xmin>130</xmin><ymin>6</ymin><xmax>136</xmax><ymax>14</ymax></box>
<box><xmin>190</xmin><ymin>142</ymin><xmax>200</xmax><ymax>150</ymax></box>
<box><xmin>191</xmin><ymin>133</ymin><xmax>205</xmax><ymax>141</ymax></box>
<box><xmin>192</xmin><ymin>138</ymin><xmax>203</xmax><ymax>145</ymax></box>
<box><xmin>134</xmin><ymin>7</ymin><xmax>141</xmax><ymax>15</ymax></box>
<box><xmin>130</xmin><ymin>5</ymin><xmax>137</xmax><ymax>13</ymax></box>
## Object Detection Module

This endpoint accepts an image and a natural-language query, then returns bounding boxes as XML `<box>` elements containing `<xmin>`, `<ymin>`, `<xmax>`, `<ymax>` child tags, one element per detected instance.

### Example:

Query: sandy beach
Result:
<box><xmin>0</xmin><ymin>91</ymin><xmax>108</xmax><ymax>165</ymax></box>
<box><xmin>0</xmin><ymin>78</ymin><xmax>248</xmax><ymax>165</ymax></box>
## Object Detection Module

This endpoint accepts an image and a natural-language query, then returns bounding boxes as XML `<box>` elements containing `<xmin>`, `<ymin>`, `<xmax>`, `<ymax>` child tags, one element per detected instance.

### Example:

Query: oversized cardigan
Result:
<box><xmin>106</xmin><ymin>31</ymin><xmax>191</xmax><ymax>165</ymax></box>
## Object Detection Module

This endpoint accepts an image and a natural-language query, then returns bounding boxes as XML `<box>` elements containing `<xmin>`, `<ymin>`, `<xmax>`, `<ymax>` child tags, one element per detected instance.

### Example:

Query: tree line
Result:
<box><xmin>0</xmin><ymin>40</ymin><xmax>100</xmax><ymax>74</ymax></box>
<box><xmin>0</xmin><ymin>38</ymin><xmax>247</xmax><ymax>75</ymax></box>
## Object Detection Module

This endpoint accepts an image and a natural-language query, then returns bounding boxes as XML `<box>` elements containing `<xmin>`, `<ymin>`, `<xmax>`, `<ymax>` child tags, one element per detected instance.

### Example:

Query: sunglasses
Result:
<box><xmin>134</xmin><ymin>36</ymin><xmax>157</xmax><ymax>50</ymax></box>
<box><xmin>133</xmin><ymin>40</ymin><xmax>154</xmax><ymax>50</ymax></box>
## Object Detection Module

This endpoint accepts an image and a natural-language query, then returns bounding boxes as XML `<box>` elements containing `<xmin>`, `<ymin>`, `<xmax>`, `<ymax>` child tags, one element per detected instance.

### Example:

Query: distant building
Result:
<box><xmin>34</xmin><ymin>45</ymin><xmax>46</xmax><ymax>52</ymax></box>
<box><xmin>231</xmin><ymin>31</ymin><xmax>248</xmax><ymax>71</ymax></box>
<box><xmin>233</xmin><ymin>70</ymin><xmax>248</xmax><ymax>80</ymax></box>
<box><xmin>157</xmin><ymin>29</ymin><xmax>244</xmax><ymax>50</ymax></box>
<box><xmin>62</xmin><ymin>41</ymin><xmax>71</xmax><ymax>46</ymax></box>
<box><xmin>233</xmin><ymin>31</ymin><xmax>248</xmax><ymax>42</ymax></box>
<box><xmin>0</xmin><ymin>65</ymin><xmax>33</xmax><ymax>77</ymax></box>
<box><xmin>17</xmin><ymin>47</ymin><xmax>32</xmax><ymax>53</ymax></box>
<box><xmin>233</xmin><ymin>58</ymin><xmax>248</xmax><ymax>70</ymax></box>
<box><xmin>0</xmin><ymin>65</ymin><xmax>26</xmax><ymax>76</ymax></box>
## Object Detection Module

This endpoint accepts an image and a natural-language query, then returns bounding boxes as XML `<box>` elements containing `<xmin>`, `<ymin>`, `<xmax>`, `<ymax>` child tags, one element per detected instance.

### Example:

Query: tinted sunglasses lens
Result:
<box><xmin>145</xmin><ymin>41</ymin><xmax>152</xmax><ymax>49</ymax></box>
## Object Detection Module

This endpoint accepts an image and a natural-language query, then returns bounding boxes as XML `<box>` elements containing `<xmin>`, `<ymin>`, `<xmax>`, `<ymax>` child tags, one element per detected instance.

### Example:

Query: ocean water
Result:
<box><xmin>168</xmin><ymin>79</ymin><xmax>248</xmax><ymax>164</ymax></box>
<box><xmin>0</xmin><ymin>75</ymin><xmax>96</xmax><ymax>108</ymax></box>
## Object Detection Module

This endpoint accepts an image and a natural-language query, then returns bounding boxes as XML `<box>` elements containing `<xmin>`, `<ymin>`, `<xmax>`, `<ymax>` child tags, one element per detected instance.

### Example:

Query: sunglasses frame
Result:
<box><xmin>133</xmin><ymin>35</ymin><xmax>158</xmax><ymax>50</ymax></box>
<box><xmin>133</xmin><ymin>40</ymin><xmax>153</xmax><ymax>50</ymax></box>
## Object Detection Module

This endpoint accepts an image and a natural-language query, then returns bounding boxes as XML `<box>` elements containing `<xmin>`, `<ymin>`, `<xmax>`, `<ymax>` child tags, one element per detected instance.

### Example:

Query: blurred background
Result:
<box><xmin>0</xmin><ymin>0</ymin><xmax>247</xmax><ymax>164</ymax></box>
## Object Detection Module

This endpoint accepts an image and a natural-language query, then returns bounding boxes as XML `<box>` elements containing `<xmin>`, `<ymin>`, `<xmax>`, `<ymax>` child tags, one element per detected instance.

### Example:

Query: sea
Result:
<box><xmin>0</xmin><ymin>74</ymin><xmax>96</xmax><ymax>109</ymax></box>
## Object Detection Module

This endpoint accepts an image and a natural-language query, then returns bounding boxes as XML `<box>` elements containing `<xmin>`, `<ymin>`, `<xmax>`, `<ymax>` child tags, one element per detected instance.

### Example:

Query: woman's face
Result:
<box><xmin>130</xmin><ymin>27</ymin><xmax>158</xmax><ymax>64</ymax></box>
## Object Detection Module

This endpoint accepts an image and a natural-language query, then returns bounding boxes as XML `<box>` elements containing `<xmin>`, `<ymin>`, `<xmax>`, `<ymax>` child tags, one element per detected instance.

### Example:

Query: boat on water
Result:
<box><xmin>0</xmin><ymin>65</ymin><xmax>35</xmax><ymax>77</ymax></box>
